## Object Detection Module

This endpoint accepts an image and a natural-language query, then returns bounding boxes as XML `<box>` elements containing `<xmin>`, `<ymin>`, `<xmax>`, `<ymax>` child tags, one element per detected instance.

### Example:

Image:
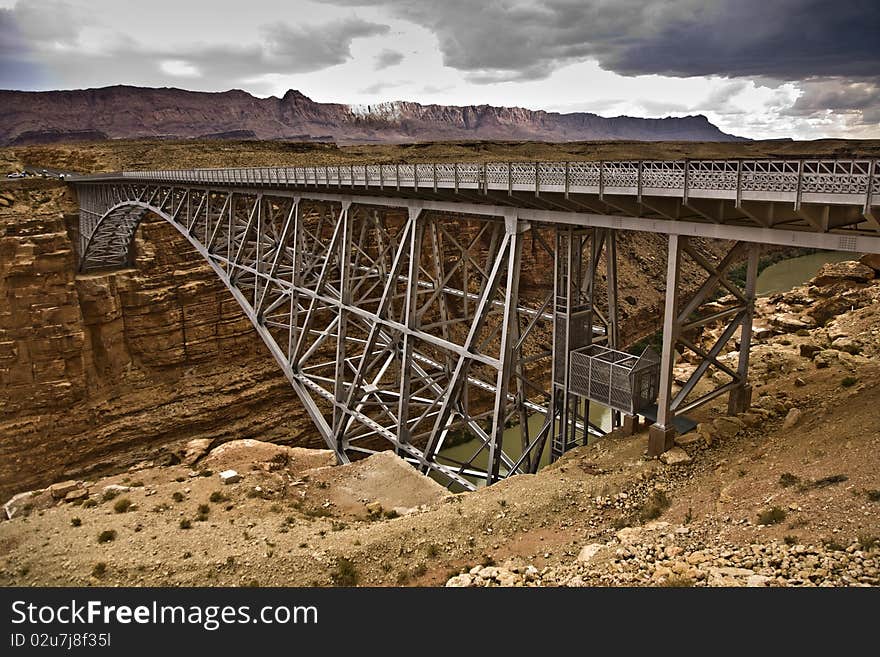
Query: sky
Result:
<box><xmin>1</xmin><ymin>0</ymin><xmax>878</xmax><ymax>140</ymax></box>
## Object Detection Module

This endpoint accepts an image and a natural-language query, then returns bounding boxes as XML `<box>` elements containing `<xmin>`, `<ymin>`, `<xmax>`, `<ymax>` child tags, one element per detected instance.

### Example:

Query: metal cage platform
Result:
<box><xmin>569</xmin><ymin>346</ymin><xmax>660</xmax><ymax>415</ymax></box>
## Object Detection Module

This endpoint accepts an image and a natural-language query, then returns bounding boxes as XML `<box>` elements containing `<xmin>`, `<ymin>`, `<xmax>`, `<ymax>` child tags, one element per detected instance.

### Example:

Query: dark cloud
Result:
<box><xmin>325</xmin><ymin>1</ymin><xmax>879</xmax><ymax>82</ymax></box>
<box><xmin>374</xmin><ymin>48</ymin><xmax>404</xmax><ymax>70</ymax></box>
<box><xmin>787</xmin><ymin>79</ymin><xmax>880</xmax><ymax>125</ymax></box>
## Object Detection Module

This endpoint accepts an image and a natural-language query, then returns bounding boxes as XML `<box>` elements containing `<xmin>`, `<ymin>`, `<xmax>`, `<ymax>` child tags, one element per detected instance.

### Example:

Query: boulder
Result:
<box><xmin>769</xmin><ymin>313</ymin><xmax>815</xmax><ymax>332</ymax></box>
<box><xmin>859</xmin><ymin>253</ymin><xmax>880</xmax><ymax>273</ymax></box>
<box><xmin>660</xmin><ymin>447</ymin><xmax>692</xmax><ymax>466</ymax></box>
<box><xmin>830</xmin><ymin>336</ymin><xmax>861</xmax><ymax>355</ymax></box>
<box><xmin>48</xmin><ymin>480</ymin><xmax>80</xmax><ymax>499</ymax></box>
<box><xmin>811</xmin><ymin>261</ymin><xmax>874</xmax><ymax>287</ymax></box>
<box><xmin>713</xmin><ymin>416</ymin><xmax>744</xmax><ymax>440</ymax></box>
<box><xmin>4</xmin><ymin>489</ymin><xmax>54</xmax><ymax>519</ymax></box>
<box><xmin>64</xmin><ymin>488</ymin><xmax>89</xmax><ymax>502</ymax></box>
<box><xmin>814</xmin><ymin>350</ymin><xmax>838</xmax><ymax>369</ymax></box>
<box><xmin>219</xmin><ymin>469</ymin><xmax>241</xmax><ymax>485</ymax></box>
<box><xmin>799</xmin><ymin>344</ymin><xmax>822</xmax><ymax>360</ymax></box>
<box><xmin>180</xmin><ymin>438</ymin><xmax>213</xmax><ymax>466</ymax></box>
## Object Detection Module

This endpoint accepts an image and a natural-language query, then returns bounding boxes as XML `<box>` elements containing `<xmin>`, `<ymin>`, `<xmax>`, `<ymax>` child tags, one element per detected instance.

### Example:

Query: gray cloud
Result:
<box><xmin>1</xmin><ymin>9</ymin><xmax>389</xmax><ymax>91</ymax></box>
<box><xmin>374</xmin><ymin>48</ymin><xmax>404</xmax><ymax>70</ymax></box>
<box><xmin>787</xmin><ymin>78</ymin><xmax>880</xmax><ymax>125</ymax></box>
<box><xmin>326</xmin><ymin>1</ymin><xmax>879</xmax><ymax>82</ymax></box>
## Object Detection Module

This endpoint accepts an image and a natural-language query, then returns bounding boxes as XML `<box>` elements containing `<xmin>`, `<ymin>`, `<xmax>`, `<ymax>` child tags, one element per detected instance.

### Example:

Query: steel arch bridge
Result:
<box><xmin>71</xmin><ymin>158</ymin><xmax>880</xmax><ymax>489</ymax></box>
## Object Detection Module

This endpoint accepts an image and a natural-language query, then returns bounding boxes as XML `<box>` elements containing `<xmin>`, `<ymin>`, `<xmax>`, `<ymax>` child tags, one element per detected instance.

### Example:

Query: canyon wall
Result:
<box><xmin>0</xmin><ymin>181</ymin><xmax>319</xmax><ymax>500</ymax></box>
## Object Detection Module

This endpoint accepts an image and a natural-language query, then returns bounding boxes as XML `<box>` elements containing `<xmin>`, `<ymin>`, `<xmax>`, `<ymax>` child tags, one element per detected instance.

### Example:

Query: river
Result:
<box><xmin>437</xmin><ymin>250</ymin><xmax>861</xmax><ymax>484</ymax></box>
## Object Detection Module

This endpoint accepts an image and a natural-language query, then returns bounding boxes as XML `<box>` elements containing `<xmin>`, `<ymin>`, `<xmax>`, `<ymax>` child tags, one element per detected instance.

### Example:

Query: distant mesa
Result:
<box><xmin>9</xmin><ymin>128</ymin><xmax>110</xmax><ymax>146</ymax></box>
<box><xmin>0</xmin><ymin>85</ymin><xmax>745</xmax><ymax>146</ymax></box>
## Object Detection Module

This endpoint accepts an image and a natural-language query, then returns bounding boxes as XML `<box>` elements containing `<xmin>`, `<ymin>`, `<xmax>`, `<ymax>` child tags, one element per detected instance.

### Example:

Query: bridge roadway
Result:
<box><xmin>70</xmin><ymin>158</ymin><xmax>880</xmax><ymax>489</ymax></box>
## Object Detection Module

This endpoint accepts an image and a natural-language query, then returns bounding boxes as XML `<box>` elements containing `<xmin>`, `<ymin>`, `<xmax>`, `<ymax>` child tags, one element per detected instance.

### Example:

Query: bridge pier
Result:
<box><xmin>649</xmin><ymin>234</ymin><xmax>760</xmax><ymax>454</ymax></box>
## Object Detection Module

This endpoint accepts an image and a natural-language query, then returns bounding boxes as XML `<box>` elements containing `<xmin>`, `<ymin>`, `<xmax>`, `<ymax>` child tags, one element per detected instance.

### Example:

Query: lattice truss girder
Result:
<box><xmin>76</xmin><ymin>183</ymin><xmax>563</xmax><ymax>489</ymax></box>
<box><xmin>655</xmin><ymin>235</ymin><xmax>759</xmax><ymax>431</ymax></box>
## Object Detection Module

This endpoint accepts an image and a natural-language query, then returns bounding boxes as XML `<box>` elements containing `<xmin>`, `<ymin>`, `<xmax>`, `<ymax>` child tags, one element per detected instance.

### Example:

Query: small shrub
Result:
<box><xmin>129</xmin><ymin>481</ymin><xmax>144</xmax><ymax>488</ymax></box>
<box><xmin>381</xmin><ymin>562</ymin><xmax>392</xmax><ymax>573</ymax></box>
<box><xmin>172</xmin><ymin>492</ymin><xmax>185</xmax><ymax>503</ymax></box>
<box><xmin>183</xmin><ymin>551</ymin><xmax>192</xmax><ymax>559</ymax></box>
<box><xmin>197</xmin><ymin>504</ymin><xmax>210</xmax><ymax>515</ymax></box>
<box><xmin>304</xmin><ymin>507</ymin><xmax>332</xmax><ymax>519</ymax></box>
<box><xmin>383</xmin><ymin>509</ymin><xmax>399</xmax><ymax>519</ymax></box>
<box><xmin>757</xmin><ymin>506</ymin><xmax>787</xmax><ymax>525</ymax></box>
<box><xmin>783</xmin><ymin>535</ymin><xmax>798</xmax><ymax>546</ymax></box>
<box><xmin>70</xmin><ymin>517</ymin><xmax>82</xmax><ymax>527</ymax></box>
<box><xmin>269</xmin><ymin>504</ymin><xmax>282</xmax><ymax>514</ymax></box>
<box><xmin>426</xmin><ymin>544</ymin><xmax>440</xmax><ymax>559</ymax></box>
<box><xmin>639</xmin><ymin>490</ymin><xmax>671</xmax><ymax>522</ymax></box>
<box><xmin>209</xmin><ymin>491</ymin><xmax>228</xmax><ymax>503</ymax></box>
<box><xmin>195</xmin><ymin>513</ymin><xmax>208</xmax><ymax>522</ymax></box>
<box><xmin>498</xmin><ymin>499</ymin><xmax>507</xmax><ymax>508</ymax></box>
<box><xmin>113</xmin><ymin>497</ymin><xmax>132</xmax><ymax>513</ymax></box>
<box><xmin>175</xmin><ymin>476</ymin><xmax>186</xmax><ymax>482</ymax></box>
<box><xmin>684</xmin><ymin>507</ymin><xmax>693</xmax><ymax>525</ymax></box>
<box><xmin>396</xmin><ymin>571</ymin><xmax>410</xmax><ymax>585</ymax></box>
<box><xmin>330</xmin><ymin>558</ymin><xmax>359</xmax><ymax>586</ymax></box>
<box><xmin>841</xmin><ymin>376</ymin><xmax>858</xmax><ymax>388</ymax></box>
<box><xmin>331</xmin><ymin>521</ymin><xmax>347</xmax><ymax>532</ymax></box>
<box><xmin>412</xmin><ymin>563</ymin><xmax>428</xmax><ymax>578</ymax></box>
<box><xmin>179</xmin><ymin>519</ymin><xmax>192</xmax><ymax>529</ymax></box>
<box><xmin>823</xmin><ymin>538</ymin><xmax>846</xmax><ymax>552</ymax></box>
<box><xmin>92</xmin><ymin>562</ymin><xmax>107</xmax><ymax>578</ymax></box>
<box><xmin>858</xmin><ymin>535</ymin><xmax>879</xmax><ymax>551</ymax></box>
<box><xmin>198</xmin><ymin>469</ymin><xmax>213</xmax><ymax>478</ymax></box>
<box><xmin>480</xmin><ymin>555</ymin><xmax>496</xmax><ymax>567</ymax></box>
<box><xmin>97</xmin><ymin>530</ymin><xmax>116</xmax><ymax>544</ymax></box>
<box><xmin>779</xmin><ymin>472</ymin><xmax>800</xmax><ymax>488</ymax></box>
<box><xmin>102</xmin><ymin>489</ymin><xmax>120</xmax><ymax>502</ymax></box>
<box><xmin>82</xmin><ymin>499</ymin><xmax>97</xmax><ymax>509</ymax></box>
<box><xmin>868</xmin><ymin>490</ymin><xmax>880</xmax><ymax>502</ymax></box>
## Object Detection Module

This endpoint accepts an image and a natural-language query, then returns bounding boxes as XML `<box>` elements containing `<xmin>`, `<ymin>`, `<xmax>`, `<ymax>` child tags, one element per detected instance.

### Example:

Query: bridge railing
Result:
<box><xmin>116</xmin><ymin>158</ymin><xmax>879</xmax><ymax>207</ymax></box>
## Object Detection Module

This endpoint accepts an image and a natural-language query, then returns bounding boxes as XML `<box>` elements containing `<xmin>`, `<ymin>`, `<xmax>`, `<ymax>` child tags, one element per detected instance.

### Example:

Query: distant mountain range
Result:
<box><xmin>0</xmin><ymin>85</ymin><xmax>744</xmax><ymax>146</ymax></box>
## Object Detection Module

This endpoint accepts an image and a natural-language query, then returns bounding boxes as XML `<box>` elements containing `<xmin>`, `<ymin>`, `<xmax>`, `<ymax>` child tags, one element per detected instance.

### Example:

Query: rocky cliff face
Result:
<box><xmin>0</xmin><ymin>86</ymin><xmax>742</xmax><ymax>146</ymax></box>
<box><xmin>0</xmin><ymin>181</ymin><xmax>319</xmax><ymax>500</ymax></box>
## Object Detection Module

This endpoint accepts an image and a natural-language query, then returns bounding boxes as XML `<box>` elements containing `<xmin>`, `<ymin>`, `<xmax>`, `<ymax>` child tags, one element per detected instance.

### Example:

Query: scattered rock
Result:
<box><xmin>219</xmin><ymin>469</ymin><xmax>241</xmax><ymax>485</ymax></box>
<box><xmin>103</xmin><ymin>484</ymin><xmax>131</xmax><ymax>496</ymax></box>
<box><xmin>782</xmin><ymin>408</ymin><xmax>803</xmax><ymax>430</ymax></box>
<box><xmin>3</xmin><ymin>489</ymin><xmax>54</xmax><ymax>519</ymax></box>
<box><xmin>814</xmin><ymin>350</ymin><xmax>838</xmax><ymax>369</ymax></box>
<box><xmin>365</xmin><ymin>501</ymin><xmax>383</xmax><ymax>516</ymax></box>
<box><xmin>660</xmin><ymin>447</ymin><xmax>692</xmax><ymax>465</ymax></box>
<box><xmin>577</xmin><ymin>543</ymin><xmax>606</xmax><ymax>564</ymax></box>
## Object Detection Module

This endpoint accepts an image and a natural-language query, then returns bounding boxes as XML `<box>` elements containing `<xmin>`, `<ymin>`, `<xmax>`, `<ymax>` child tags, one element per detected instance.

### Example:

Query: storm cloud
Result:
<box><xmin>324</xmin><ymin>0</ymin><xmax>879</xmax><ymax>82</ymax></box>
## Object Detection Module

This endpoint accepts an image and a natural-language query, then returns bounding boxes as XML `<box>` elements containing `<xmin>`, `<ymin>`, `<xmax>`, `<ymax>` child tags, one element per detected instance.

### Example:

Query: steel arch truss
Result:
<box><xmin>75</xmin><ymin>183</ymin><xmax>572</xmax><ymax>490</ymax></box>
